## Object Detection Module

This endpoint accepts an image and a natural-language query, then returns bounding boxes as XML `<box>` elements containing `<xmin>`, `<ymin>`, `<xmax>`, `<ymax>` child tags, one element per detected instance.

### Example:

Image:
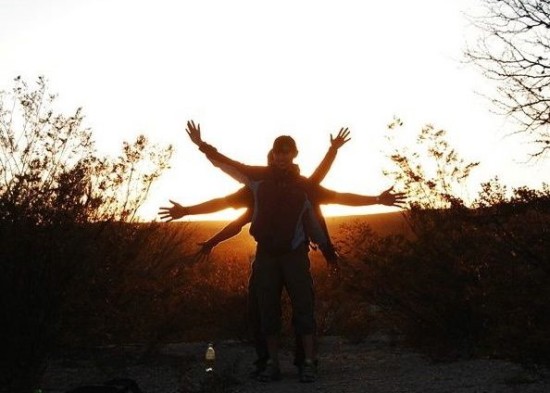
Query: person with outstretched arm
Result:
<box><xmin>159</xmin><ymin>127</ymin><xmax>351</xmax><ymax>267</ymax></box>
<box><xmin>182</xmin><ymin>120</ymin><xmax>405</xmax><ymax>383</ymax></box>
<box><xmin>159</xmin><ymin>129</ymin><xmax>350</xmax><ymax>376</ymax></box>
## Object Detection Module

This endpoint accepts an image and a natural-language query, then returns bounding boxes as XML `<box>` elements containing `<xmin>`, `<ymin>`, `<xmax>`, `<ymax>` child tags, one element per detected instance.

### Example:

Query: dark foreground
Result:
<box><xmin>41</xmin><ymin>335</ymin><xmax>549</xmax><ymax>393</ymax></box>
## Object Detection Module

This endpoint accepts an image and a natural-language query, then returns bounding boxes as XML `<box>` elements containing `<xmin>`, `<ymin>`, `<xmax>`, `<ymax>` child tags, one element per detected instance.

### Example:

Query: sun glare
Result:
<box><xmin>2</xmin><ymin>0</ymin><xmax>549</xmax><ymax>224</ymax></box>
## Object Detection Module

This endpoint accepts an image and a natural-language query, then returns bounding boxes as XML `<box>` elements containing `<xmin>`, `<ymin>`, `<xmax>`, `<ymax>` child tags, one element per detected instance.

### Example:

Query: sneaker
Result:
<box><xmin>249</xmin><ymin>363</ymin><xmax>265</xmax><ymax>379</ymax></box>
<box><xmin>257</xmin><ymin>359</ymin><xmax>281</xmax><ymax>382</ymax></box>
<box><xmin>295</xmin><ymin>358</ymin><xmax>318</xmax><ymax>372</ymax></box>
<box><xmin>249</xmin><ymin>360</ymin><xmax>266</xmax><ymax>379</ymax></box>
<box><xmin>299</xmin><ymin>358</ymin><xmax>317</xmax><ymax>383</ymax></box>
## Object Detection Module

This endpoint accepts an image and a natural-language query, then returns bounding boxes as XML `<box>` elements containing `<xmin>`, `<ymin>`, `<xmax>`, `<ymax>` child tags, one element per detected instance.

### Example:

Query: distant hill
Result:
<box><xmin>188</xmin><ymin>210</ymin><xmax>407</xmax><ymax>234</ymax></box>
<box><xmin>180</xmin><ymin>211</ymin><xmax>410</xmax><ymax>259</ymax></box>
<box><xmin>323</xmin><ymin>211</ymin><xmax>410</xmax><ymax>237</ymax></box>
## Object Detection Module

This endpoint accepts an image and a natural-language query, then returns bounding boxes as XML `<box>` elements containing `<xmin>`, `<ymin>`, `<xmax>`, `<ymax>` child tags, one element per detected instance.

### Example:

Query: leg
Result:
<box><xmin>254</xmin><ymin>248</ymin><xmax>284</xmax><ymax>381</ymax></box>
<box><xmin>265</xmin><ymin>334</ymin><xmax>280</xmax><ymax>365</ymax></box>
<box><xmin>247</xmin><ymin>259</ymin><xmax>268</xmax><ymax>376</ymax></box>
<box><xmin>293</xmin><ymin>331</ymin><xmax>305</xmax><ymax>368</ymax></box>
<box><xmin>281</xmin><ymin>246</ymin><xmax>317</xmax><ymax>363</ymax></box>
<box><xmin>301</xmin><ymin>334</ymin><xmax>315</xmax><ymax>361</ymax></box>
<box><xmin>292</xmin><ymin>307</ymin><xmax>318</xmax><ymax>367</ymax></box>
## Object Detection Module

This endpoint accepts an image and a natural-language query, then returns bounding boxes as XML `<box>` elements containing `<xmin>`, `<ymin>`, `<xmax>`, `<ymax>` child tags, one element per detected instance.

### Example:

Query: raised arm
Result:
<box><xmin>186</xmin><ymin>120</ymin><xmax>267</xmax><ymax>184</ymax></box>
<box><xmin>308</xmin><ymin>127</ymin><xmax>351</xmax><ymax>184</ymax></box>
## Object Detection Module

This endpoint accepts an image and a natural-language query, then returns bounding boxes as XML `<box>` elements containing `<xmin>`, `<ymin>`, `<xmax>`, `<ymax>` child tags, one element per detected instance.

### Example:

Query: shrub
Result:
<box><xmin>339</xmin><ymin>119</ymin><xmax>550</xmax><ymax>363</ymax></box>
<box><xmin>0</xmin><ymin>76</ymin><xmax>174</xmax><ymax>392</ymax></box>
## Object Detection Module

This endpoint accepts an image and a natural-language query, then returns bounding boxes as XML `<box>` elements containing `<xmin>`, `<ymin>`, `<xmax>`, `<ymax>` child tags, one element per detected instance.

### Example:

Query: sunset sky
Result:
<box><xmin>1</xmin><ymin>0</ymin><xmax>549</xmax><ymax>221</ymax></box>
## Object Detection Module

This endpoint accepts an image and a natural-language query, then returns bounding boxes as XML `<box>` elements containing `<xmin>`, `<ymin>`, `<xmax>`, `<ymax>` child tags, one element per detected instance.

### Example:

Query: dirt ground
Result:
<box><xmin>41</xmin><ymin>335</ymin><xmax>550</xmax><ymax>393</ymax></box>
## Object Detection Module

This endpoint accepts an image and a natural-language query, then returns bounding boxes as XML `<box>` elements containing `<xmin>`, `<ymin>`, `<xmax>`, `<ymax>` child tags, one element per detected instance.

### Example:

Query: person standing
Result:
<box><xmin>184</xmin><ymin>120</ymin><xmax>405</xmax><ymax>383</ymax></box>
<box><xmin>159</xmin><ymin>129</ymin><xmax>350</xmax><ymax>377</ymax></box>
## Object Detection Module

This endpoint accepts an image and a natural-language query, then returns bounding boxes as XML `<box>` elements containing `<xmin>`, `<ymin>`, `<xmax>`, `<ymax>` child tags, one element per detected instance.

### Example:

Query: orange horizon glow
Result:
<box><xmin>164</xmin><ymin>204</ymin><xmax>401</xmax><ymax>223</ymax></box>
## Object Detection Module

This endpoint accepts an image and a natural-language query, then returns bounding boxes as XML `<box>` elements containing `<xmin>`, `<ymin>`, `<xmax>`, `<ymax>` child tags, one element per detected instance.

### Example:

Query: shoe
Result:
<box><xmin>257</xmin><ymin>359</ymin><xmax>281</xmax><ymax>382</ymax></box>
<box><xmin>249</xmin><ymin>360</ymin><xmax>266</xmax><ymax>379</ymax></box>
<box><xmin>299</xmin><ymin>358</ymin><xmax>317</xmax><ymax>383</ymax></box>
<box><xmin>295</xmin><ymin>358</ymin><xmax>318</xmax><ymax>372</ymax></box>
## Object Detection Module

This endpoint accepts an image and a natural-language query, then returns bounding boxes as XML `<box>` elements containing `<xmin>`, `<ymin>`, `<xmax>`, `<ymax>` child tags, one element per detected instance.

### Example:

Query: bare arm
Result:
<box><xmin>319</xmin><ymin>186</ymin><xmax>407</xmax><ymax>207</ymax></box>
<box><xmin>186</xmin><ymin>120</ymin><xmax>266</xmax><ymax>184</ymax></box>
<box><xmin>197</xmin><ymin>210</ymin><xmax>253</xmax><ymax>255</ymax></box>
<box><xmin>158</xmin><ymin>198</ymin><xmax>227</xmax><ymax>222</ymax></box>
<box><xmin>309</xmin><ymin>127</ymin><xmax>351</xmax><ymax>184</ymax></box>
<box><xmin>158</xmin><ymin>189</ymin><xmax>250</xmax><ymax>222</ymax></box>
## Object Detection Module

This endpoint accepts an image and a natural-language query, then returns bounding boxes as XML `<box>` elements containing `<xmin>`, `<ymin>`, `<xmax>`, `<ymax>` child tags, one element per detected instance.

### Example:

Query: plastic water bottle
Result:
<box><xmin>205</xmin><ymin>342</ymin><xmax>215</xmax><ymax>373</ymax></box>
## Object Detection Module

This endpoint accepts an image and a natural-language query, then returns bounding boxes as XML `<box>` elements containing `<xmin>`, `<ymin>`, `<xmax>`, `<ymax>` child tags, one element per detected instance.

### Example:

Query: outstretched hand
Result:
<box><xmin>193</xmin><ymin>241</ymin><xmax>215</xmax><ymax>263</ymax></box>
<box><xmin>377</xmin><ymin>186</ymin><xmax>407</xmax><ymax>207</ymax></box>
<box><xmin>320</xmin><ymin>245</ymin><xmax>341</xmax><ymax>281</ymax></box>
<box><xmin>330</xmin><ymin>127</ymin><xmax>351</xmax><ymax>150</ymax></box>
<box><xmin>186</xmin><ymin>120</ymin><xmax>203</xmax><ymax>146</ymax></box>
<box><xmin>158</xmin><ymin>200</ymin><xmax>188</xmax><ymax>222</ymax></box>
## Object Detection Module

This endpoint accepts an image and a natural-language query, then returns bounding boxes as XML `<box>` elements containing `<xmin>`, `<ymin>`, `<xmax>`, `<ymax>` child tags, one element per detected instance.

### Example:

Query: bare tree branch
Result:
<box><xmin>465</xmin><ymin>0</ymin><xmax>550</xmax><ymax>158</ymax></box>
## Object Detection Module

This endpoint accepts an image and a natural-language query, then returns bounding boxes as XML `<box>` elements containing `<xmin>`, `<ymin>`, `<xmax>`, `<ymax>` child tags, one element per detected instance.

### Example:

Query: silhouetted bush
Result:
<box><xmin>2</xmin><ymin>79</ymin><xmax>549</xmax><ymax>392</ymax></box>
<box><xmin>336</xmin><ymin>119</ymin><xmax>550</xmax><ymax>364</ymax></box>
<box><xmin>0</xmin><ymin>76</ymin><xmax>175</xmax><ymax>392</ymax></box>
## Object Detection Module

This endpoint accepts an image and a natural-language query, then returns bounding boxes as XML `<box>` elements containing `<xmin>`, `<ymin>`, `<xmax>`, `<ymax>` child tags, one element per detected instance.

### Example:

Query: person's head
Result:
<box><xmin>271</xmin><ymin>135</ymin><xmax>298</xmax><ymax>169</ymax></box>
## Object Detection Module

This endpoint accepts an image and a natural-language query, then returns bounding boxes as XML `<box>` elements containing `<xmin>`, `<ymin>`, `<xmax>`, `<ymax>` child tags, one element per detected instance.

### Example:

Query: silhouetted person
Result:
<box><xmin>182</xmin><ymin>120</ymin><xmax>405</xmax><ymax>383</ymax></box>
<box><xmin>160</xmin><ymin>129</ymin><xmax>350</xmax><ymax>376</ymax></box>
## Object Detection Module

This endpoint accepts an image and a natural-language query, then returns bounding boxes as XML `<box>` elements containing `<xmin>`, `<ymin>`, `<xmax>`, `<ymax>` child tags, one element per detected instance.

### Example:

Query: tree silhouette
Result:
<box><xmin>464</xmin><ymin>0</ymin><xmax>550</xmax><ymax>158</ymax></box>
<box><xmin>0</xmin><ymin>76</ymin><xmax>173</xmax><ymax>225</ymax></box>
<box><xmin>0</xmin><ymin>76</ymin><xmax>174</xmax><ymax>392</ymax></box>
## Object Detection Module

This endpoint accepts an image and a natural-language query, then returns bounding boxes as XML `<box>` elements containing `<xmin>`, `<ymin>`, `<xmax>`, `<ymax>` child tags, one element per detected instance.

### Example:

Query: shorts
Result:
<box><xmin>252</xmin><ymin>244</ymin><xmax>315</xmax><ymax>336</ymax></box>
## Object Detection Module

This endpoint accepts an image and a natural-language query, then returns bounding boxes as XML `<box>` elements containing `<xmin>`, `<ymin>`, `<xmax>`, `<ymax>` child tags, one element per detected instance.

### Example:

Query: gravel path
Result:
<box><xmin>41</xmin><ymin>335</ymin><xmax>549</xmax><ymax>393</ymax></box>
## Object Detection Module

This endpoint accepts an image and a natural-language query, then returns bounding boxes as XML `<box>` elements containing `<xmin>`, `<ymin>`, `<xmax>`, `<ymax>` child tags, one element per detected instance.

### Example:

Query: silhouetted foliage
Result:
<box><xmin>464</xmin><ymin>0</ymin><xmax>550</xmax><ymax>158</ymax></box>
<box><xmin>338</xmin><ymin>119</ymin><xmax>550</xmax><ymax>363</ymax></box>
<box><xmin>0</xmin><ymin>76</ymin><xmax>173</xmax><ymax>225</ymax></box>
<box><xmin>2</xmin><ymin>77</ymin><xmax>549</xmax><ymax>392</ymax></box>
<box><xmin>0</xmin><ymin>76</ymin><xmax>175</xmax><ymax>393</ymax></box>
<box><xmin>384</xmin><ymin>117</ymin><xmax>479</xmax><ymax>211</ymax></box>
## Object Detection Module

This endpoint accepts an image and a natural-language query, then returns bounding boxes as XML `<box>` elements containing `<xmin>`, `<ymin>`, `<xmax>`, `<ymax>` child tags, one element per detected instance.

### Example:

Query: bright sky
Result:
<box><xmin>1</xmin><ymin>0</ymin><xmax>549</xmax><ymax>221</ymax></box>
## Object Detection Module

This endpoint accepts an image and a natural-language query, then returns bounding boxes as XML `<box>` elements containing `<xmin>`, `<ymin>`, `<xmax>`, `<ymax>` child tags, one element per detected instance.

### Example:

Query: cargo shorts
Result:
<box><xmin>251</xmin><ymin>244</ymin><xmax>315</xmax><ymax>336</ymax></box>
